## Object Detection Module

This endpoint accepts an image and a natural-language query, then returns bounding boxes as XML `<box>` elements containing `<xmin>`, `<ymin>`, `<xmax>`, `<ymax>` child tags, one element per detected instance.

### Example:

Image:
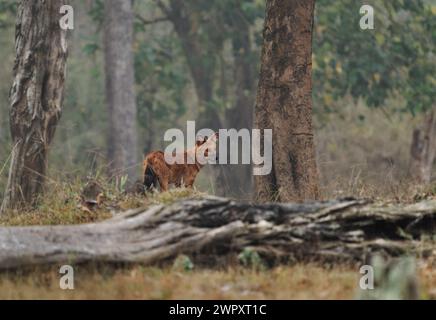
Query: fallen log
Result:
<box><xmin>0</xmin><ymin>196</ymin><xmax>435</xmax><ymax>269</ymax></box>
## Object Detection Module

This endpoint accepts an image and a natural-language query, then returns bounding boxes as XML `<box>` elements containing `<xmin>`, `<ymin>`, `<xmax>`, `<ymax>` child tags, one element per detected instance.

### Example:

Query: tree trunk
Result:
<box><xmin>162</xmin><ymin>0</ymin><xmax>223</xmax><ymax>130</ymax></box>
<box><xmin>254</xmin><ymin>0</ymin><xmax>319</xmax><ymax>202</ymax></box>
<box><xmin>220</xmin><ymin>5</ymin><xmax>256</xmax><ymax>199</ymax></box>
<box><xmin>1</xmin><ymin>0</ymin><xmax>68</xmax><ymax>213</ymax></box>
<box><xmin>103</xmin><ymin>0</ymin><xmax>138</xmax><ymax>183</ymax></box>
<box><xmin>0</xmin><ymin>197</ymin><xmax>435</xmax><ymax>269</ymax></box>
<box><xmin>410</xmin><ymin>106</ymin><xmax>436</xmax><ymax>184</ymax></box>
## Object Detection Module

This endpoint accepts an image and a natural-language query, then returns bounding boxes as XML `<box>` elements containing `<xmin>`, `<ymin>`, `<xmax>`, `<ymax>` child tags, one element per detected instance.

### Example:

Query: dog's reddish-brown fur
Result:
<box><xmin>143</xmin><ymin>134</ymin><xmax>217</xmax><ymax>192</ymax></box>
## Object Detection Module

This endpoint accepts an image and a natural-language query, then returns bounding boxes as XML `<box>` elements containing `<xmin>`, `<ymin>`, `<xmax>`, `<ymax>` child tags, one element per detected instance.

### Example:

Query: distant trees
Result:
<box><xmin>254</xmin><ymin>0</ymin><xmax>319</xmax><ymax>202</ymax></box>
<box><xmin>155</xmin><ymin>0</ymin><xmax>223</xmax><ymax>132</ymax></box>
<box><xmin>222</xmin><ymin>1</ymin><xmax>258</xmax><ymax>197</ymax></box>
<box><xmin>103</xmin><ymin>0</ymin><xmax>138</xmax><ymax>183</ymax></box>
<box><xmin>1</xmin><ymin>0</ymin><xmax>68</xmax><ymax>213</ymax></box>
<box><xmin>313</xmin><ymin>0</ymin><xmax>435</xmax><ymax>184</ymax></box>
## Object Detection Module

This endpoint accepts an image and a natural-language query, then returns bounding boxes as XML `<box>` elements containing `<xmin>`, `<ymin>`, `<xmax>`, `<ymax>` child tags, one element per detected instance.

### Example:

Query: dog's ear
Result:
<box><xmin>196</xmin><ymin>136</ymin><xmax>204</xmax><ymax>146</ymax></box>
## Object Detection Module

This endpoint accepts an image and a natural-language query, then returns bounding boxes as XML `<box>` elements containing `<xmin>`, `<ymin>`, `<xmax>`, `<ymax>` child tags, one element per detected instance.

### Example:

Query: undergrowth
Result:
<box><xmin>0</xmin><ymin>176</ymin><xmax>203</xmax><ymax>227</ymax></box>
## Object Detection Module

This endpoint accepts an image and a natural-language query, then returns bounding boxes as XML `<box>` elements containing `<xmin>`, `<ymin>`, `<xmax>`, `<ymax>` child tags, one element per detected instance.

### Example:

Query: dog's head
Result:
<box><xmin>195</xmin><ymin>132</ymin><xmax>219</xmax><ymax>162</ymax></box>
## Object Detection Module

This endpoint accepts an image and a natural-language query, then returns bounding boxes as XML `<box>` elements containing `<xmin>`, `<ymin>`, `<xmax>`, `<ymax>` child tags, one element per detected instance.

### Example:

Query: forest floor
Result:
<box><xmin>0</xmin><ymin>264</ymin><xmax>358</xmax><ymax>299</ymax></box>
<box><xmin>0</xmin><ymin>260</ymin><xmax>435</xmax><ymax>299</ymax></box>
<box><xmin>0</xmin><ymin>180</ymin><xmax>435</xmax><ymax>299</ymax></box>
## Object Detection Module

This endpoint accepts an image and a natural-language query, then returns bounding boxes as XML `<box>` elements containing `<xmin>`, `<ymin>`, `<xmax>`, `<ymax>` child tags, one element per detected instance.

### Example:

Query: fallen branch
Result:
<box><xmin>0</xmin><ymin>197</ymin><xmax>435</xmax><ymax>269</ymax></box>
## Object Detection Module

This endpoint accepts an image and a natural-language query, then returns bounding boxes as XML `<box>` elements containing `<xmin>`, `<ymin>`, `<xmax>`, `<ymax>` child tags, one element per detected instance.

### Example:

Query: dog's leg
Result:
<box><xmin>159</xmin><ymin>178</ymin><xmax>169</xmax><ymax>191</ymax></box>
<box><xmin>143</xmin><ymin>163</ymin><xmax>157</xmax><ymax>191</ymax></box>
<box><xmin>183</xmin><ymin>174</ymin><xmax>197</xmax><ymax>188</ymax></box>
<box><xmin>155</xmin><ymin>169</ymin><xmax>170</xmax><ymax>192</ymax></box>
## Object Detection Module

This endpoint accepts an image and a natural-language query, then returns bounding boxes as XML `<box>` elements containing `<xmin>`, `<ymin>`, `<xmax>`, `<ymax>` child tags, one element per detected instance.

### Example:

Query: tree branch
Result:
<box><xmin>134</xmin><ymin>14</ymin><xmax>169</xmax><ymax>26</ymax></box>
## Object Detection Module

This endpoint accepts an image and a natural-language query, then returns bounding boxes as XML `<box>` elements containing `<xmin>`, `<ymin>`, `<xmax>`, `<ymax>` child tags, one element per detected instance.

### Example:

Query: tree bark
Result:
<box><xmin>410</xmin><ymin>106</ymin><xmax>436</xmax><ymax>184</ymax></box>
<box><xmin>254</xmin><ymin>0</ymin><xmax>319</xmax><ymax>202</ymax></box>
<box><xmin>0</xmin><ymin>196</ymin><xmax>435</xmax><ymax>269</ymax></box>
<box><xmin>103</xmin><ymin>0</ymin><xmax>138</xmax><ymax>183</ymax></box>
<box><xmin>1</xmin><ymin>0</ymin><xmax>68</xmax><ymax>213</ymax></box>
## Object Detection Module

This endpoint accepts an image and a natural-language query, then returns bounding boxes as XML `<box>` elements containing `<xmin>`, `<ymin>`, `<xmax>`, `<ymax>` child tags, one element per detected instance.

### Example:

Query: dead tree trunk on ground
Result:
<box><xmin>0</xmin><ymin>197</ymin><xmax>435</xmax><ymax>269</ymax></box>
<box><xmin>1</xmin><ymin>0</ymin><xmax>68</xmax><ymax>213</ymax></box>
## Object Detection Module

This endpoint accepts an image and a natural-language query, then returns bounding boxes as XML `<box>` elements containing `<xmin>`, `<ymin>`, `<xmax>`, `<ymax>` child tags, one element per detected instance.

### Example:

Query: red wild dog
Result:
<box><xmin>143</xmin><ymin>133</ymin><xmax>218</xmax><ymax>192</ymax></box>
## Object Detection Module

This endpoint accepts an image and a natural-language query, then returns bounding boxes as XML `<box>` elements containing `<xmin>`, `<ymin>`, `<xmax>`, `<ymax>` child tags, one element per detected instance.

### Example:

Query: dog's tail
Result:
<box><xmin>143</xmin><ymin>160</ymin><xmax>158</xmax><ymax>191</ymax></box>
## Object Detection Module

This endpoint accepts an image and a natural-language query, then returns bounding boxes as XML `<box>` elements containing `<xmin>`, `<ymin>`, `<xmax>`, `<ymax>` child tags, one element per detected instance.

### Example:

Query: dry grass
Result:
<box><xmin>0</xmin><ymin>264</ymin><xmax>360</xmax><ymax>300</ymax></box>
<box><xmin>0</xmin><ymin>178</ymin><xmax>202</xmax><ymax>227</ymax></box>
<box><xmin>315</xmin><ymin>101</ymin><xmax>425</xmax><ymax>202</ymax></box>
<box><xmin>0</xmin><ymin>260</ymin><xmax>434</xmax><ymax>300</ymax></box>
<box><xmin>419</xmin><ymin>259</ymin><xmax>436</xmax><ymax>300</ymax></box>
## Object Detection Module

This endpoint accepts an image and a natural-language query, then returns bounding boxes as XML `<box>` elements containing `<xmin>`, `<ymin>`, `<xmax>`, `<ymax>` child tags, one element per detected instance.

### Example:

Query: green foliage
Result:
<box><xmin>0</xmin><ymin>0</ymin><xmax>16</xmax><ymax>29</ymax></box>
<box><xmin>116</xmin><ymin>175</ymin><xmax>129</xmax><ymax>193</ymax></box>
<box><xmin>87</xmin><ymin>0</ymin><xmax>104</xmax><ymax>28</ymax></box>
<box><xmin>238</xmin><ymin>248</ymin><xmax>265</xmax><ymax>270</ymax></box>
<box><xmin>357</xmin><ymin>256</ymin><xmax>419</xmax><ymax>300</ymax></box>
<box><xmin>172</xmin><ymin>255</ymin><xmax>195</xmax><ymax>272</ymax></box>
<box><xmin>314</xmin><ymin>0</ymin><xmax>435</xmax><ymax>115</ymax></box>
<box><xmin>134</xmin><ymin>30</ymin><xmax>188</xmax><ymax>143</ymax></box>
<box><xmin>82</xmin><ymin>43</ymin><xmax>99</xmax><ymax>56</ymax></box>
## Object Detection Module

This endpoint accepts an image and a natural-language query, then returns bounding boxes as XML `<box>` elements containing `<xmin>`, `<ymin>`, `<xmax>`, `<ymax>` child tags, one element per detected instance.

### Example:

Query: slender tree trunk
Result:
<box><xmin>103</xmin><ymin>0</ymin><xmax>138</xmax><ymax>183</ymax></box>
<box><xmin>254</xmin><ymin>0</ymin><xmax>319</xmax><ymax>202</ymax></box>
<box><xmin>1</xmin><ymin>0</ymin><xmax>68</xmax><ymax>213</ymax></box>
<box><xmin>409</xmin><ymin>106</ymin><xmax>436</xmax><ymax>184</ymax></box>
<box><xmin>221</xmin><ymin>8</ymin><xmax>256</xmax><ymax>198</ymax></box>
<box><xmin>162</xmin><ymin>0</ymin><xmax>223</xmax><ymax>130</ymax></box>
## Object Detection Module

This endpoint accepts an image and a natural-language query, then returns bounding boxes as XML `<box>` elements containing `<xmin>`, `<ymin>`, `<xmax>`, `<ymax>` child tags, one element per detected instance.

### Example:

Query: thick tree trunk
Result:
<box><xmin>0</xmin><ymin>197</ymin><xmax>435</xmax><ymax>269</ymax></box>
<box><xmin>254</xmin><ymin>0</ymin><xmax>319</xmax><ymax>202</ymax></box>
<box><xmin>103</xmin><ymin>0</ymin><xmax>138</xmax><ymax>183</ymax></box>
<box><xmin>1</xmin><ymin>0</ymin><xmax>68</xmax><ymax>213</ymax></box>
<box><xmin>410</xmin><ymin>107</ymin><xmax>436</xmax><ymax>184</ymax></box>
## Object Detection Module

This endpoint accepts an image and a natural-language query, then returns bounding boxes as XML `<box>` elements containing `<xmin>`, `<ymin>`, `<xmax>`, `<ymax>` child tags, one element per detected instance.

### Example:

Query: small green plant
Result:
<box><xmin>357</xmin><ymin>256</ymin><xmax>419</xmax><ymax>300</ymax></box>
<box><xmin>118</xmin><ymin>175</ymin><xmax>129</xmax><ymax>193</ymax></box>
<box><xmin>172</xmin><ymin>255</ymin><xmax>194</xmax><ymax>272</ymax></box>
<box><xmin>238</xmin><ymin>248</ymin><xmax>265</xmax><ymax>270</ymax></box>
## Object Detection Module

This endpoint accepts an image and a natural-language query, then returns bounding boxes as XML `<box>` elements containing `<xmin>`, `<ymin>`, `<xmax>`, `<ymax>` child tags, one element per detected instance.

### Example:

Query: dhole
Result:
<box><xmin>143</xmin><ymin>133</ymin><xmax>218</xmax><ymax>191</ymax></box>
